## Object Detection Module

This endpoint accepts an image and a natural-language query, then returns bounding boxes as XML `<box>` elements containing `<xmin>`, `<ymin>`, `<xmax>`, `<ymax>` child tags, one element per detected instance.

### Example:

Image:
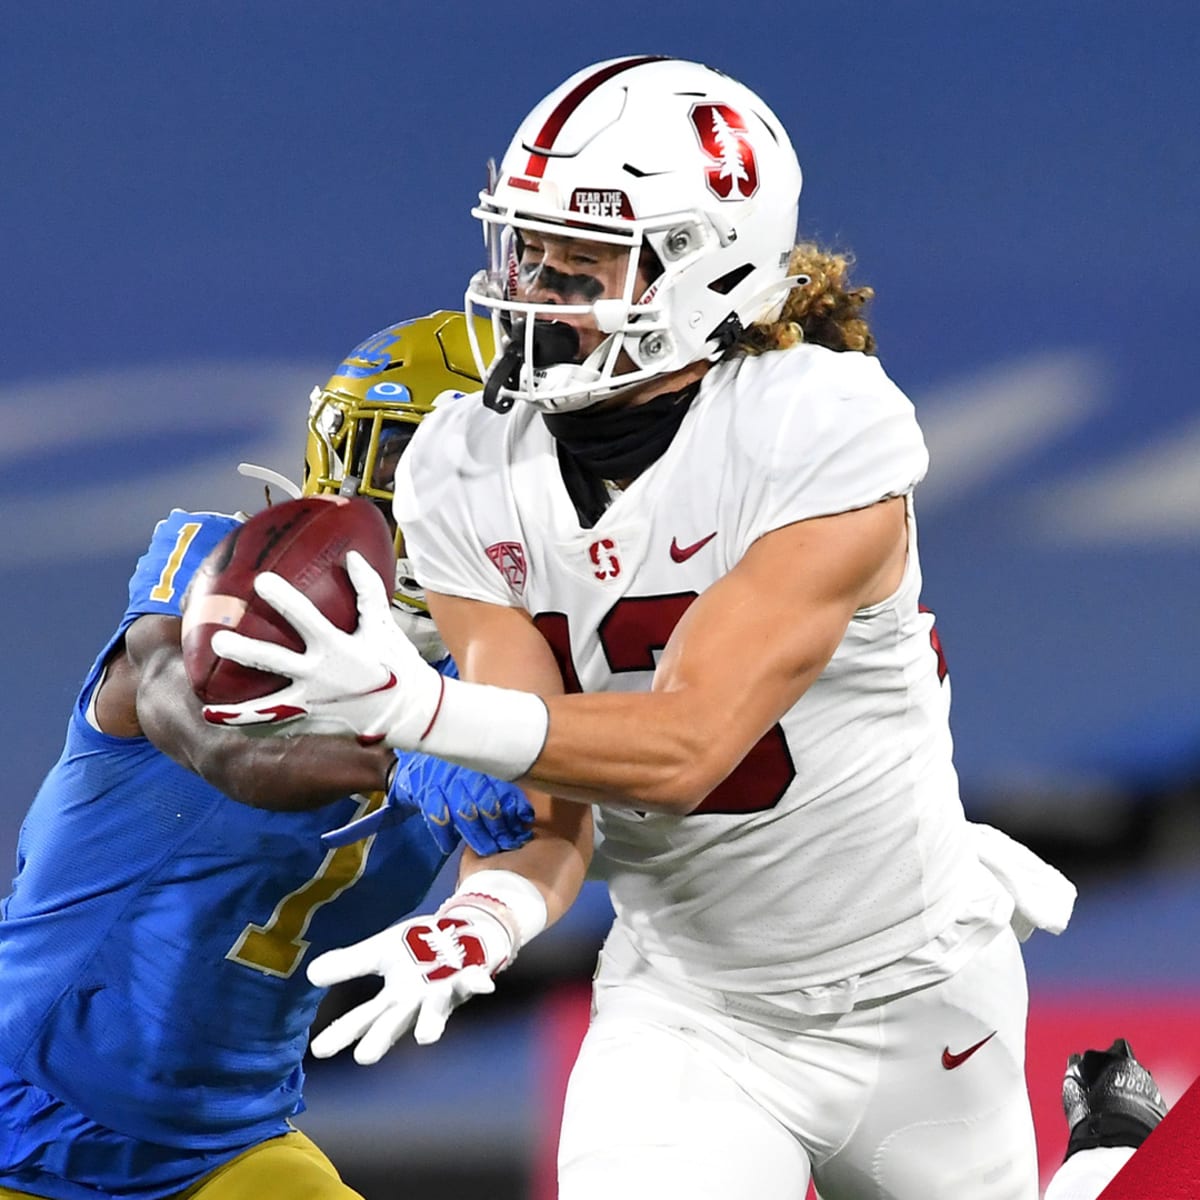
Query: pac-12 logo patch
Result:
<box><xmin>690</xmin><ymin>103</ymin><xmax>759</xmax><ymax>200</ymax></box>
<box><xmin>486</xmin><ymin>541</ymin><xmax>528</xmax><ymax>593</ymax></box>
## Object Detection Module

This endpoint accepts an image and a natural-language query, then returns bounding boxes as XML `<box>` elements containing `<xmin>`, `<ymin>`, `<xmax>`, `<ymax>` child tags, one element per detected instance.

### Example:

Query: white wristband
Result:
<box><xmin>417</xmin><ymin>676</ymin><xmax>549</xmax><ymax>781</ymax></box>
<box><xmin>440</xmin><ymin>868</ymin><xmax>549</xmax><ymax>955</ymax></box>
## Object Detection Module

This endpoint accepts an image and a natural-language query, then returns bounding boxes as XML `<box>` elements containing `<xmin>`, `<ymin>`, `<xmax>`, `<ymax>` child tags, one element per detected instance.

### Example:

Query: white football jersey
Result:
<box><xmin>396</xmin><ymin>344</ymin><xmax>1010</xmax><ymax>1012</ymax></box>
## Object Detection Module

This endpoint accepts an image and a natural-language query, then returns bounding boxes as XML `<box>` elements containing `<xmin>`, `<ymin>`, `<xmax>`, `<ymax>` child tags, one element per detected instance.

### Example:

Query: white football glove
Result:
<box><xmin>203</xmin><ymin>551</ymin><xmax>442</xmax><ymax>748</ymax></box>
<box><xmin>203</xmin><ymin>551</ymin><xmax>550</xmax><ymax>781</ymax></box>
<box><xmin>307</xmin><ymin>902</ymin><xmax>513</xmax><ymax>1061</ymax></box>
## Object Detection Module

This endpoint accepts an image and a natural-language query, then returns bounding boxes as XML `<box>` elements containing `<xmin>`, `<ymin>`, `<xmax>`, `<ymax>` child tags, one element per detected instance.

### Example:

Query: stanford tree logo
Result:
<box><xmin>689</xmin><ymin>103</ymin><xmax>759</xmax><ymax>200</ymax></box>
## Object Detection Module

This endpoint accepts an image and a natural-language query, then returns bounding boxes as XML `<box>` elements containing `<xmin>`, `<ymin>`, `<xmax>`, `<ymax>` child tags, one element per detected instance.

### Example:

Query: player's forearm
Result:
<box><xmin>425</xmin><ymin>673</ymin><xmax>766</xmax><ymax>814</ymax></box>
<box><xmin>458</xmin><ymin>796</ymin><xmax>592</xmax><ymax>925</ymax></box>
<box><xmin>136</xmin><ymin>623</ymin><xmax>395</xmax><ymax>809</ymax></box>
<box><xmin>525</xmin><ymin>689</ymin><xmax>745</xmax><ymax>814</ymax></box>
<box><xmin>186</xmin><ymin>733</ymin><xmax>394</xmax><ymax>811</ymax></box>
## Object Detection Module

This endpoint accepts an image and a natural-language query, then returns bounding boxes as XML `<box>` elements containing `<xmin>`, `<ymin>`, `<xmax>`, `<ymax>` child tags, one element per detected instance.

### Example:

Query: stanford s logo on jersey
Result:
<box><xmin>486</xmin><ymin>541</ymin><xmax>528</xmax><ymax>593</ymax></box>
<box><xmin>589</xmin><ymin>538</ymin><xmax>621</xmax><ymax>581</ymax></box>
<box><xmin>690</xmin><ymin>103</ymin><xmax>759</xmax><ymax>200</ymax></box>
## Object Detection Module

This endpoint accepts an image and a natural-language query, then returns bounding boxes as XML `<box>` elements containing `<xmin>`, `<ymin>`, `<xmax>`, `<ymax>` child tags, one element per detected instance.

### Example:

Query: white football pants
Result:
<box><xmin>558</xmin><ymin>924</ymin><xmax>1037</xmax><ymax>1200</ymax></box>
<box><xmin>1043</xmin><ymin>1147</ymin><xmax>1135</xmax><ymax>1200</ymax></box>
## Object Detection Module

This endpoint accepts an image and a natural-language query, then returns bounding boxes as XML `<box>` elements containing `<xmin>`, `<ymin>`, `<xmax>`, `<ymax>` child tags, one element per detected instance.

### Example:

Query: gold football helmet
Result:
<box><xmin>302</xmin><ymin>310</ymin><xmax>493</xmax><ymax>658</ymax></box>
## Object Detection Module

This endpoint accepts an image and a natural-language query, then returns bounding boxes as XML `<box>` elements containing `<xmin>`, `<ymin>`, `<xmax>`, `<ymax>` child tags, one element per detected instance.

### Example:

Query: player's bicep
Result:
<box><xmin>657</xmin><ymin>497</ymin><xmax>907</xmax><ymax>720</ymax></box>
<box><xmin>425</xmin><ymin>590</ymin><xmax>566</xmax><ymax>698</ymax></box>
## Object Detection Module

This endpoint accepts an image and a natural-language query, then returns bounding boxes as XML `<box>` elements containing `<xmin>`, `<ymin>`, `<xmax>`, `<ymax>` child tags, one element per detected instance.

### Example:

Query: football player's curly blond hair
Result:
<box><xmin>736</xmin><ymin>243</ymin><xmax>877</xmax><ymax>357</ymax></box>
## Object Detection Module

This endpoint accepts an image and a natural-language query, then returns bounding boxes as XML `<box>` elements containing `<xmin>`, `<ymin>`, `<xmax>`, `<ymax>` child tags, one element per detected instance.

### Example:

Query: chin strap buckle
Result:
<box><xmin>706</xmin><ymin>313</ymin><xmax>744</xmax><ymax>352</ymax></box>
<box><xmin>482</xmin><ymin>321</ymin><xmax>581</xmax><ymax>413</ymax></box>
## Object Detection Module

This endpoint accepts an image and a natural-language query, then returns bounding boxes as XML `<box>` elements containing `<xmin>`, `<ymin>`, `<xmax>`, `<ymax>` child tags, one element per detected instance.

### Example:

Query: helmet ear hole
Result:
<box><xmin>708</xmin><ymin>263</ymin><xmax>755</xmax><ymax>295</ymax></box>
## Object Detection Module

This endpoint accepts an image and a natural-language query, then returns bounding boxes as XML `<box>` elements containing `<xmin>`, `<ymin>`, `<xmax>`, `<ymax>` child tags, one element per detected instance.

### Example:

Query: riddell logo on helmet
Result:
<box><xmin>569</xmin><ymin>189</ymin><xmax>635</xmax><ymax>219</ymax></box>
<box><xmin>689</xmin><ymin>103</ymin><xmax>759</xmax><ymax>200</ymax></box>
<box><xmin>637</xmin><ymin>278</ymin><xmax>662</xmax><ymax>306</ymax></box>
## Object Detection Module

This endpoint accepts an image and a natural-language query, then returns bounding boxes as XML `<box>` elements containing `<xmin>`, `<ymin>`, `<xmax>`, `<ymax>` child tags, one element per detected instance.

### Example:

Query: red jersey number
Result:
<box><xmin>532</xmin><ymin>594</ymin><xmax>794</xmax><ymax>815</ymax></box>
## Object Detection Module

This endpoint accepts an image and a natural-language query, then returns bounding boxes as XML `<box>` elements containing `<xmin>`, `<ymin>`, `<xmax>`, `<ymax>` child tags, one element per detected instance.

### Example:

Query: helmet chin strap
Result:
<box><xmin>236</xmin><ymin>462</ymin><xmax>302</xmax><ymax>502</ymax></box>
<box><xmin>483</xmin><ymin>320</ymin><xmax>581</xmax><ymax>413</ymax></box>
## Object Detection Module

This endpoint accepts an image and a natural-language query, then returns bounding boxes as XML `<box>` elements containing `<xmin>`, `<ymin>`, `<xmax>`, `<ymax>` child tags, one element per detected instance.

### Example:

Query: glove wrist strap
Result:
<box><xmin>439</xmin><ymin>868</ymin><xmax>549</xmax><ymax>962</ymax></box>
<box><xmin>413</xmin><ymin>677</ymin><xmax>549</xmax><ymax>782</ymax></box>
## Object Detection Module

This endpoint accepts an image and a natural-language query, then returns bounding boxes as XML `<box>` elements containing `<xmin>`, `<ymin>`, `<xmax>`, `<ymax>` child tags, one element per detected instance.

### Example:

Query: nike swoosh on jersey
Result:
<box><xmin>941</xmin><ymin>1030</ymin><xmax>997</xmax><ymax>1070</ymax></box>
<box><xmin>670</xmin><ymin>531</ymin><xmax>718</xmax><ymax>562</ymax></box>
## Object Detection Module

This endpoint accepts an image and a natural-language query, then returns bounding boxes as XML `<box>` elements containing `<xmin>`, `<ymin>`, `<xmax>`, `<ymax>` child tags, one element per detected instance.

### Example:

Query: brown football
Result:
<box><xmin>180</xmin><ymin>496</ymin><xmax>395</xmax><ymax>705</ymax></box>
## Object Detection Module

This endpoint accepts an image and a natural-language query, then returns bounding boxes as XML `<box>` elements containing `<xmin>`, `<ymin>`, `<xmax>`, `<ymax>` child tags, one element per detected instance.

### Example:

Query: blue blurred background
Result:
<box><xmin>3</xmin><ymin>2</ymin><xmax>1197</xmax><ymax>1195</ymax></box>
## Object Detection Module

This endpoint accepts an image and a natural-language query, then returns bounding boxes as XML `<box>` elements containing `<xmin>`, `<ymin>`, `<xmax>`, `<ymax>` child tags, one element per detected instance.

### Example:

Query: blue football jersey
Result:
<box><xmin>0</xmin><ymin>511</ymin><xmax>448</xmax><ymax>1170</ymax></box>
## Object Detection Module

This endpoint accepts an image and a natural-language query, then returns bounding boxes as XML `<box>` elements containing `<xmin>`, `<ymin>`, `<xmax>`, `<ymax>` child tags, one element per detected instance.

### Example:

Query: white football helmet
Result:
<box><xmin>466</xmin><ymin>56</ymin><xmax>803</xmax><ymax>413</ymax></box>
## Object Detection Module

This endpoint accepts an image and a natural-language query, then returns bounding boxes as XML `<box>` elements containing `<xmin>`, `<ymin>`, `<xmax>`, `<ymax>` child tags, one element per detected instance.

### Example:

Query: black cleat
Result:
<box><xmin>1063</xmin><ymin>1038</ymin><xmax>1168</xmax><ymax>1159</ymax></box>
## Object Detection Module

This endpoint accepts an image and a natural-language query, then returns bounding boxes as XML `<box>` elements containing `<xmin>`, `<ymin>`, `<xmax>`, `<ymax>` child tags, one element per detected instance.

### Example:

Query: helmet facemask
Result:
<box><xmin>468</xmin><ymin>206</ymin><xmax>739</xmax><ymax>414</ymax></box>
<box><xmin>296</xmin><ymin>312</ymin><xmax>493</xmax><ymax>661</ymax></box>
<box><xmin>307</xmin><ymin>393</ymin><xmax>419</xmax><ymax>512</ymax></box>
<box><xmin>306</xmin><ymin>390</ymin><xmax>432</xmax><ymax>625</ymax></box>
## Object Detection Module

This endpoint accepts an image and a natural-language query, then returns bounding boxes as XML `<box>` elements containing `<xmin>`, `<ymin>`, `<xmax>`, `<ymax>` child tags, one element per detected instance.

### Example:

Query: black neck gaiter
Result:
<box><xmin>544</xmin><ymin>382</ymin><xmax>701</xmax><ymax>528</ymax></box>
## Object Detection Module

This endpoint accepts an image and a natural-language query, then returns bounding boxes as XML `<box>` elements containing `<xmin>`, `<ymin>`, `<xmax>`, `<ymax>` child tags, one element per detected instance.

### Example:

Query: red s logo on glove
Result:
<box><xmin>403</xmin><ymin>917</ymin><xmax>488</xmax><ymax>982</ymax></box>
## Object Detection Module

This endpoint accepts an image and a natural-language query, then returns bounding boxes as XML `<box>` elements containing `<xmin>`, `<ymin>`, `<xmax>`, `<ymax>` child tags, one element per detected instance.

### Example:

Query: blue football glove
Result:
<box><xmin>321</xmin><ymin>754</ymin><xmax>534</xmax><ymax>856</ymax></box>
<box><xmin>393</xmin><ymin>752</ymin><xmax>534</xmax><ymax>857</ymax></box>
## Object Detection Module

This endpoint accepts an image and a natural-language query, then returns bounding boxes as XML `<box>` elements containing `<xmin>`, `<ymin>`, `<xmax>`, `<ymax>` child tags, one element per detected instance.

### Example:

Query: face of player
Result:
<box><xmin>369</xmin><ymin>425</ymin><xmax>412</xmax><ymax>493</ymax></box>
<box><xmin>514</xmin><ymin>231</ymin><xmax>654</xmax><ymax>361</ymax></box>
<box><xmin>344</xmin><ymin>421</ymin><xmax>416</xmax><ymax>534</ymax></box>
